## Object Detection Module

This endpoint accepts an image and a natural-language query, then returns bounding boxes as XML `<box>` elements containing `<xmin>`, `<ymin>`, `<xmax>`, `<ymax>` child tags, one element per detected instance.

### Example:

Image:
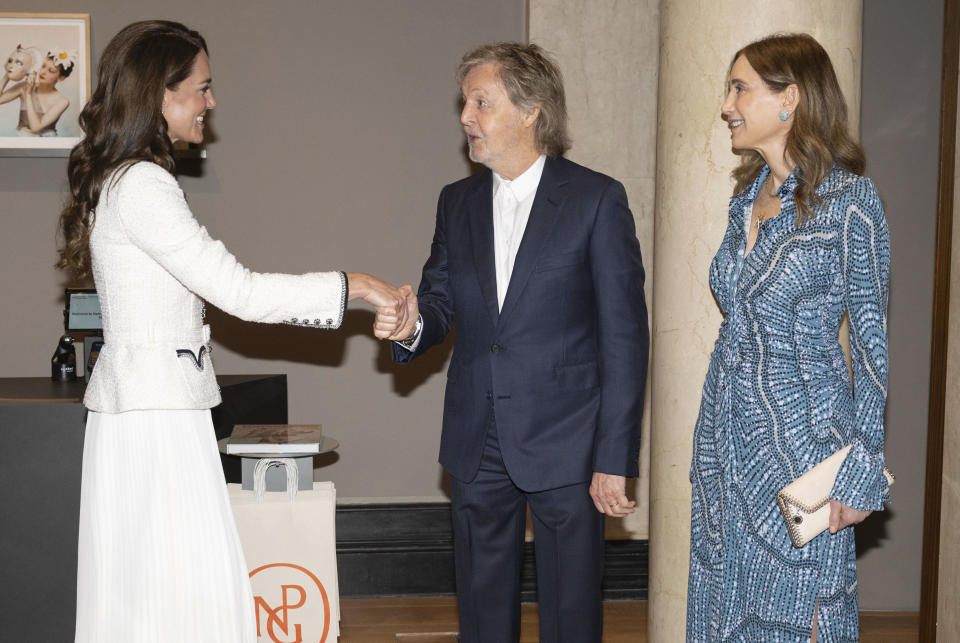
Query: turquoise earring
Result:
<box><xmin>779</xmin><ymin>110</ymin><xmax>790</xmax><ymax>121</ymax></box>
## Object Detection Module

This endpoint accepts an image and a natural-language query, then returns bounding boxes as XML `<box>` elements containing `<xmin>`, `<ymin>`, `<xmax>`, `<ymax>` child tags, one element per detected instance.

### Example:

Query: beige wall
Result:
<box><xmin>0</xmin><ymin>0</ymin><xmax>525</xmax><ymax>499</ymax></box>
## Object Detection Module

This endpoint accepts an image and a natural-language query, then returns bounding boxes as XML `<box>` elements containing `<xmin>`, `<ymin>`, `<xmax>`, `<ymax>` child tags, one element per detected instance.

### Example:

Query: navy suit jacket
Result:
<box><xmin>393</xmin><ymin>156</ymin><xmax>649</xmax><ymax>492</ymax></box>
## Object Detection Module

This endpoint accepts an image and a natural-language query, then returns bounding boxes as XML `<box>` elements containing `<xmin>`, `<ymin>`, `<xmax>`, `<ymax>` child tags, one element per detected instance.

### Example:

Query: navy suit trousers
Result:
<box><xmin>449</xmin><ymin>413</ymin><xmax>604</xmax><ymax>643</ymax></box>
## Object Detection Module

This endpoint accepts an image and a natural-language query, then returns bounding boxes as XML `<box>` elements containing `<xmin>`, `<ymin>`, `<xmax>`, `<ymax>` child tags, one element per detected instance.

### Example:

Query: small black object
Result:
<box><xmin>86</xmin><ymin>340</ymin><xmax>104</xmax><ymax>379</ymax></box>
<box><xmin>793</xmin><ymin>515</ymin><xmax>803</xmax><ymax>524</ymax></box>
<box><xmin>52</xmin><ymin>335</ymin><xmax>78</xmax><ymax>382</ymax></box>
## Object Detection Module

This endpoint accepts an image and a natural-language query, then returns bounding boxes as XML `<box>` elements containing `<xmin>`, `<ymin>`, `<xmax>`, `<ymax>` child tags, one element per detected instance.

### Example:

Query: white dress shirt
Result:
<box><xmin>493</xmin><ymin>154</ymin><xmax>546</xmax><ymax>310</ymax></box>
<box><xmin>396</xmin><ymin>155</ymin><xmax>546</xmax><ymax>352</ymax></box>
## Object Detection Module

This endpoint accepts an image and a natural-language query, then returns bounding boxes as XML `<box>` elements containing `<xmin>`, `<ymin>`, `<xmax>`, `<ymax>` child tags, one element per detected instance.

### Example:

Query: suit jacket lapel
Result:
<box><xmin>498</xmin><ymin>157</ymin><xmax>567</xmax><ymax>327</ymax></box>
<box><xmin>466</xmin><ymin>170</ymin><xmax>500</xmax><ymax>328</ymax></box>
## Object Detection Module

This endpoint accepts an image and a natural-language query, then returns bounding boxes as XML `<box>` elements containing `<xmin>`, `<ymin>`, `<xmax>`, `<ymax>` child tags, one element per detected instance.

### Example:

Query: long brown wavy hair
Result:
<box><xmin>730</xmin><ymin>33</ymin><xmax>865</xmax><ymax>224</ymax></box>
<box><xmin>56</xmin><ymin>20</ymin><xmax>207</xmax><ymax>282</ymax></box>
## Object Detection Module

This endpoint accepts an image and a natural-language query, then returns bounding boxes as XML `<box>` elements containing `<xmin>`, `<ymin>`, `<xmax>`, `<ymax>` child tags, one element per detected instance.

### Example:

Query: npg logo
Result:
<box><xmin>250</xmin><ymin>562</ymin><xmax>332</xmax><ymax>643</ymax></box>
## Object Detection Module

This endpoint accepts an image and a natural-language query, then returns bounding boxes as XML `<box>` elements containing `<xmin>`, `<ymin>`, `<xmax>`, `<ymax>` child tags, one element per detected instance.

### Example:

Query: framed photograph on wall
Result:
<box><xmin>0</xmin><ymin>13</ymin><xmax>90</xmax><ymax>155</ymax></box>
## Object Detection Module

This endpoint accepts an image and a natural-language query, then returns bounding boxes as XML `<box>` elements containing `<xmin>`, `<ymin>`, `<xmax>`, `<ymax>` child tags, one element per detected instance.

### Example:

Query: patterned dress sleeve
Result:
<box><xmin>831</xmin><ymin>177</ymin><xmax>891</xmax><ymax>511</ymax></box>
<box><xmin>113</xmin><ymin>162</ymin><xmax>347</xmax><ymax>329</ymax></box>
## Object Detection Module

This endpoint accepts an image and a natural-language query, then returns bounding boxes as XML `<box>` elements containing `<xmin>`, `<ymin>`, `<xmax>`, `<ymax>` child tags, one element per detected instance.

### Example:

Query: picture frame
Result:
<box><xmin>0</xmin><ymin>13</ymin><xmax>90</xmax><ymax>156</ymax></box>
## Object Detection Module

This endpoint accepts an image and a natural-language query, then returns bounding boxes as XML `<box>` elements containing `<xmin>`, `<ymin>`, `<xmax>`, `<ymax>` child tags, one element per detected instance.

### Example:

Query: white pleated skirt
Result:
<box><xmin>75</xmin><ymin>409</ymin><xmax>256</xmax><ymax>643</ymax></box>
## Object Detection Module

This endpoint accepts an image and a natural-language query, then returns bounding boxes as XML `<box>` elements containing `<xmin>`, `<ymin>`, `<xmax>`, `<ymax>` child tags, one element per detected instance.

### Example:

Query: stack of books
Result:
<box><xmin>226</xmin><ymin>424</ymin><xmax>323</xmax><ymax>455</ymax></box>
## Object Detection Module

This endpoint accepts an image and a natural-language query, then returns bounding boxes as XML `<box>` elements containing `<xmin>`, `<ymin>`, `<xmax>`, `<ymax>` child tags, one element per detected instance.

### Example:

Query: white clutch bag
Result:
<box><xmin>776</xmin><ymin>445</ymin><xmax>894</xmax><ymax>548</ymax></box>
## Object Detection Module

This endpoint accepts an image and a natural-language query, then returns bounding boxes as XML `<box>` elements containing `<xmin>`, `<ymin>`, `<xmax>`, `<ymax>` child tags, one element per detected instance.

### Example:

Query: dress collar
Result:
<box><xmin>738</xmin><ymin>164</ymin><xmax>800</xmax><ymax>204</ymax></box>
<box><xmin>730</xmin><ymin>164</ymin><xmax>861</xmax><ymax>233</ymax></box>
<box><xmin>736</xmin><ymin>163</ymin><xmax>860</xmax><ymax>204</ymax></box>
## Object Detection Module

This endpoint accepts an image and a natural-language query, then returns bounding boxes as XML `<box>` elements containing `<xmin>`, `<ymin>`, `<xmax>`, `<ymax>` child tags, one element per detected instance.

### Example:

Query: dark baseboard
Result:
<box><xmin>336</xmin><ymin>503</ymin><xmax>647</xmax><ymax>601</ymax></box>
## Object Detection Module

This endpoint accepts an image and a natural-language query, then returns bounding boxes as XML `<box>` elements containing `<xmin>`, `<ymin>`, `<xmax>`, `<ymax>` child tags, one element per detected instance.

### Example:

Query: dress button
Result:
<box><xmin>486</xmin><ymin>391</ymin><xmax>493</xmax><ymax>400</ymax></box>
<box><xmin>491</xmin><ymin>344</ymin><xmax>502</xmax><ymax>353</ymax></box>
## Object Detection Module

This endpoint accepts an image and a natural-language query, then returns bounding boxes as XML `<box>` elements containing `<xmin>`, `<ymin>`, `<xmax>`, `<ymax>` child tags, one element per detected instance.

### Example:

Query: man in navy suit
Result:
<box><xmin>390</xmin><ymin>42</ymin><xmax>648</xmax><ymax>643</ymax></box>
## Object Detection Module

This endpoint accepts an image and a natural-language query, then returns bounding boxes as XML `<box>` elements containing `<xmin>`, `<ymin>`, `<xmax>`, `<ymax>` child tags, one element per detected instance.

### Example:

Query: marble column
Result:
<box><xmin>529</xmin><ymin>0</ymin><xmax>660</xmax><ymax>539</ymax></box>
<box><xmin>649</xmin><ymin>3</ymin><xmax>862</xmax><ymax>641</ymax></box>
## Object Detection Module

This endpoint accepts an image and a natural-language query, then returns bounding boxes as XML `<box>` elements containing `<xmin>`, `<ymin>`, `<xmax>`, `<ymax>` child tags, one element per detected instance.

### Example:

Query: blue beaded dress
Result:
<box><xmin>686</xmin><ymin>165</ymin><xmax>891</xmax><ymax>642</ymax></box>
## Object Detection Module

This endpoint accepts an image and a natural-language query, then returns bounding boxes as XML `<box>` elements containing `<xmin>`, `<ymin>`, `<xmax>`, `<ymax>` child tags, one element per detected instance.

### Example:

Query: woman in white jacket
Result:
<box><xmin>57</xmin><ymin>21</ymin><xmax>409</xmax><ymax>642</ymax></box>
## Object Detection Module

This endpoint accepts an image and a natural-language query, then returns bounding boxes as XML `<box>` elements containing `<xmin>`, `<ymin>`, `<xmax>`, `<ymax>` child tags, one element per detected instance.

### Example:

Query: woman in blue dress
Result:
<box><xmin>687</xmin><ymin>33</ymin><xmax>891</xmax><ymax>642</ymax></box>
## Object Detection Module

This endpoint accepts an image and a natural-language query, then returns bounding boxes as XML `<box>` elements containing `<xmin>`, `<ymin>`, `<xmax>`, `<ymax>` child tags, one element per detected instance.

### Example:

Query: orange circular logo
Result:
<box><xmin>249</xmin><ymin>562</ymin><xmax>331</xmax><ymax>643</ymax></box>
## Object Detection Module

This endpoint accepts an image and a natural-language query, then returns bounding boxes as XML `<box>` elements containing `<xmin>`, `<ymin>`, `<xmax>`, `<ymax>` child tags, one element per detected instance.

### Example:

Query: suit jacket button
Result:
<box><xmin>491</xmin><ymin>343</ymin><xmax>501</xmax><ymax>353</ymax></box>
<box><xmin>486</xmin><ymin>391</ymin><xmax>493</xmax><ymax>400</ymax></box>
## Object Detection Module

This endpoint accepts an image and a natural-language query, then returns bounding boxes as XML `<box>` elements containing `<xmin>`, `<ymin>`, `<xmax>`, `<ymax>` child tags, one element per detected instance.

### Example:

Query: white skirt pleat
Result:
<box><xmin>75</xmin><ymin>409</ymin><xmax>256</xmax><ymax>643</ymax></box>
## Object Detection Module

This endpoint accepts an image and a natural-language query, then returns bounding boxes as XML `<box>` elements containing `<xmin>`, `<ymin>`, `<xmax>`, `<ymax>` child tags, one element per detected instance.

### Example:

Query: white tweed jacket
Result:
<box><xmin>85</xmin><ymin>161</ymin><xmax>347</xmax><ymax>413</ymax></box>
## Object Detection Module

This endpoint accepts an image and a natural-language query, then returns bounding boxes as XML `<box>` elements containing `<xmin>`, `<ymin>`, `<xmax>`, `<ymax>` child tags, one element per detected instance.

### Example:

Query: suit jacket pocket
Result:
<box><xmin>555</xmin><ymin>361</ymin><xmax>600</xmax><ymax>391</ymax></box>
<box><xmin>535</xmin><ymin>250</ymin><xmax>586</xmax><ymax>273</ymax></box>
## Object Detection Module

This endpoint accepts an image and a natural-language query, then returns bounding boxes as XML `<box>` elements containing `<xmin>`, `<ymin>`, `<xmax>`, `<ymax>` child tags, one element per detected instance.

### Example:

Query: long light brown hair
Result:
<box><xmin>731</xmin><ymin>33</ymin><xmax>865</xmax><ymax>224</ymax></box>
<box><xmin>56</xmin><ymin>20</ymin><xmax>207</xmax><ymax>282</ymax></box>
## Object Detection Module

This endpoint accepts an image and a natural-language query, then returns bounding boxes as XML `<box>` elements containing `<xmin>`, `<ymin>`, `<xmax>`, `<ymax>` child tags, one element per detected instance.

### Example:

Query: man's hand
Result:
<box><xmin>385</xmin><ymin>286</ymin><xmax>419</xmax><ymax>342</ymax></box>
<box><xmin>589</xmin><ymin>472</ymin><xmax>635</xmax><ymax>517</ymax></box>
<box><xmin>346</xmin><ymin>272</ymin><xmax>410</xmax><ymax>339</ymax></box>
<box><xmin>371</xmin><ymin>284</ymin><xmax>416</xmax><ymax>341</ymax></box>
<box><xmin>828</xmin><ymin>499</ymin><xmax>872</xmax><ymax>534</ymax></box>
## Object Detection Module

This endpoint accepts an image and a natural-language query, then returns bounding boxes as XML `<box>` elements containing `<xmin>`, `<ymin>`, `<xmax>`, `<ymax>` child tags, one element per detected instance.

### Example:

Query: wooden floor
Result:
<box><xmin>339</xmin><ymin>597</ymin><xmax>918</xmax><ymax>642</ymax></box>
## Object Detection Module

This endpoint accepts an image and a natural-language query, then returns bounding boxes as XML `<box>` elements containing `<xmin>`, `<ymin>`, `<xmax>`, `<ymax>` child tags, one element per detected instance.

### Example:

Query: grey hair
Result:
<box><xmin>457</xmin><ymin>42</ymin><xmax>569</xmax><ymax>157</ymax></box>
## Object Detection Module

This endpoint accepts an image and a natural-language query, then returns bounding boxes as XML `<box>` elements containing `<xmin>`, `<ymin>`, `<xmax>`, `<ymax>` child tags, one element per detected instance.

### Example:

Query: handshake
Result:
<box><xmin>346</xmin><ymin>272</ymin><xmax>419</xmax><ymax>342</ymax></box>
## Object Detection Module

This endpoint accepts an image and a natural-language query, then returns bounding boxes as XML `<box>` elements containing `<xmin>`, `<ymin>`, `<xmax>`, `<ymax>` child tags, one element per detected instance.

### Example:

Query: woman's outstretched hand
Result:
<box><xmin>346</xmin><ymin>273</ymin><xmax>415</xmax><ymax>339</ymax></box>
